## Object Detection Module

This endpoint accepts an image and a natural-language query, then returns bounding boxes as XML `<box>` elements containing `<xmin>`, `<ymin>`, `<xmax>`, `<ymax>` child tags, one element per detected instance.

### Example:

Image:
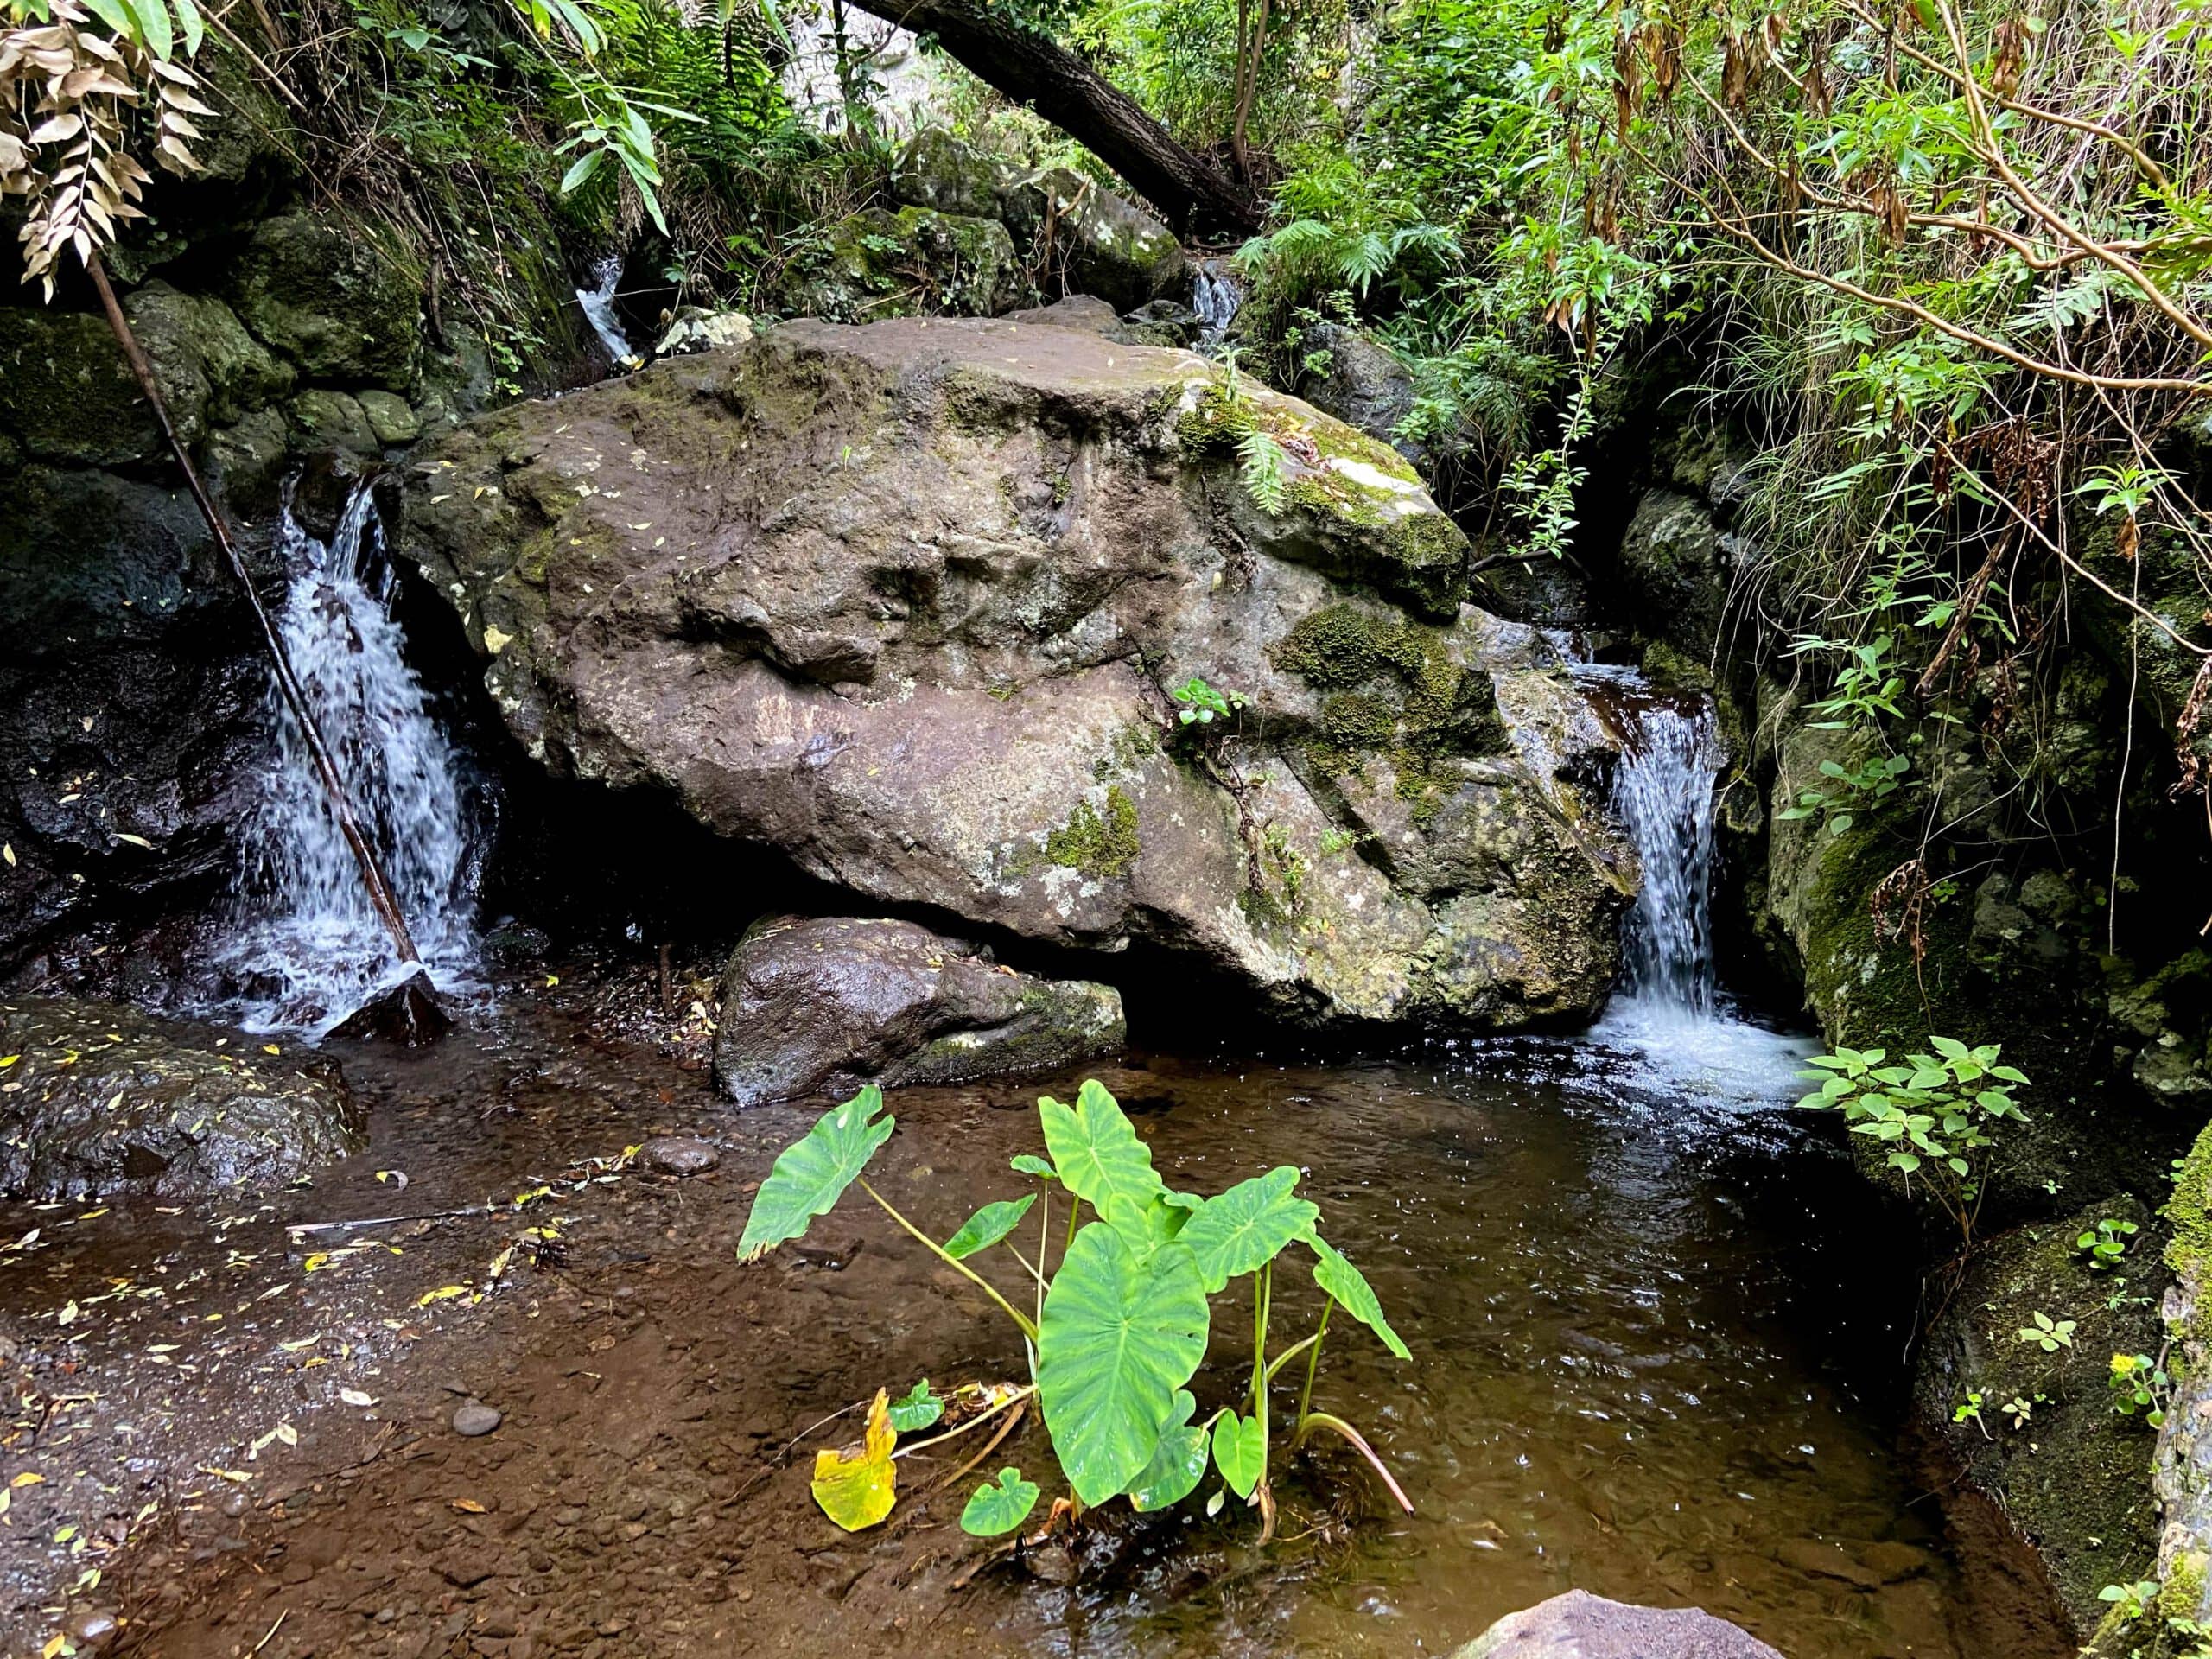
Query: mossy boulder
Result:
<box><xmin>224</xmin><ymin>210</ymin><xmax>422</xmax><ymax>391</ymax></box>
<box><xmin>404</xmin><ymin>317</ymin><xmax>1619</xmax><ymax>1031</ymax></box>
<box><xmin>0</xmin><ymin>308</ymin><xmax>166</xmax><ymax>464</ymax></box>
<box><xmin>0</xmin><ymin>995</ymin><xmax>365</xmax><ymax>1198</ymax></box>
<box><xmin>711</xmin><ymin>915</ymin><xmax>1123</xmax><ymax>1106</ymax></box>
<box><xmin>772</xmin><ymin>206</ymin><xmax>1025</xmax><ymax>321</ymax></box>
<box><xmin>1914</xmin><ymin>1198</ymin><xmax>2163</xmax><ymax>1638</ymax></box>
<box><xmin>889</xmin><ymin>127</ymin><xmax>1016</xmax><ymax>219</ymax></box>
<box><xmin>1002</xmin><ymin>166</ymin><xmax>1189</xmax><ymax>314</ymax></box>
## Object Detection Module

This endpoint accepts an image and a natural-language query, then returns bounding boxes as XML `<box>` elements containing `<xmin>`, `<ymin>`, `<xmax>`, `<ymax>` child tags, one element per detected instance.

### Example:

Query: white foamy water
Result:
<box><xmin>1192</xmin><ymin>262</ymin><xmax>1243</xmax><ymax>347</ymax></box>
<box><xmin>577</xmin><ymin>252</ymin><xmax>637</xmax><ymax>368</ymax></box>
<box><xmin>212</xmin><ymin>480</ymin><xmax>480</xmax><ymax>1033</ymax></box>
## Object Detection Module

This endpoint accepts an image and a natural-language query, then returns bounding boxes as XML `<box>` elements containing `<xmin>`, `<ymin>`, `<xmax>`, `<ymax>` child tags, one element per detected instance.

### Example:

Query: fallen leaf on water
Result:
<box><xmin>417</xmin><ymin>1285</ymin><xmax>471</xmax><ymax>1307</ymax></box>
<box><xmin>262</xmin><ymin>1045</ymin><xmax>281</xmax><ymax>1056</ymax></box>
<box><xmin>114</xmin><ymin>833</ymin><xmax>153</xmax><ymax>849</ymax></box>
<box><xmin>198</xmin><ymin>1466</ymin><xmax>254</xmax><ymax>1483</ymax></box>
<box><xmin>339</xmin><ymin>1389</ymin><xmax>377</xmax><ymax>1408</ymax></box>
<box><xmin>452</xmin><ymin>1498</ymin><xmax>486</xmax><ymax>1513</ymax></box>
<box><xmin>810</xmin><ymin>1389</ymin><xmax>898</xmax><ymax>1532</ymax></box>
<box><xmin>10</xmin><ymin>1473</ymin><xmax>42</xmax><ymax>1488</ymax></box>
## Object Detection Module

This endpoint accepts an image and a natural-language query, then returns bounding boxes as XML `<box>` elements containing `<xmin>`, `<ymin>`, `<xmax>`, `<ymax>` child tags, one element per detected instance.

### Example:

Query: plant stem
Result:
<box><xmin>1296</xmin><ymin>1411</ymin><xmax>1414</xmax><ymax>1515</ymax></box>
<box><xmin>891</xmin><ymin>1386</ymin><xmax>1034</xmax><ymax>1459</ymax></box>
<box><xmin>1294</xmin><ymin>1300</ymin><xmax>1331</xmax><ymax>1432</ymax></box>
<box><xmin>1035</xmin><ymin>1187</ymin><xmax>1050</xmax><ymax>1329</ymax></box>
<box><xmin>1262</xmin><ymin>1332</ymin><xmax>1319</xmax><ymax>1383</ymax></box>
<box><xmin>1065</xmin><ymin>1195</ymin><xmax>1081</xmax><ymax>1255</ymax></box>
<box><xmin>858</xmin><ymin>1179</ymin><xmax>1038</xmax><ymax>1340</ymax></box>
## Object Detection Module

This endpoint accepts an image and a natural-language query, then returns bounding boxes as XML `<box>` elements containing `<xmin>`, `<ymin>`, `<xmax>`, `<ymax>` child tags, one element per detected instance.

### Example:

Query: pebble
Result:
<box><xmin>642</xmin><ymin>1135</ymin><xmax>719</xmax><ymax>1175</ymax></box>
<box><xmin>453</xmin><ymin>1402</ymin><xmax>504</xmax><ymax>1438</ymax></box>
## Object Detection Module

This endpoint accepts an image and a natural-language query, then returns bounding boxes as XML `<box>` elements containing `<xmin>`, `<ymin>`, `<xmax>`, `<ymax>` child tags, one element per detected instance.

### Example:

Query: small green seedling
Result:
<box><xmin>2015</xmin><ymin>1312</ymin><xmax>2075</xmax><ymax>1352</ymax></box>
<box><xmin>2077</xmin><ymin>1217</ymin><xmax>2139</xmax><ymax>1270</ymax></box>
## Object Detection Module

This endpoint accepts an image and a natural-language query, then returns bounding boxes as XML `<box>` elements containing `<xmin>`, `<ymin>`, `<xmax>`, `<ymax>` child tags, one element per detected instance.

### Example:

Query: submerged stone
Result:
<box><xmin>329</xmin><ymin>970</ymin><xmax>450</xmax><ymax>1047</ymax></box>
<box><xmin>712</xmin><ymin>915</ymin><xmax>1124</xmax><ymax>1108</ymax></box>
<box><xmin>0</xmin><ymin>995</ymin><xmax>365</xmax><ymax>1200</ymax></box>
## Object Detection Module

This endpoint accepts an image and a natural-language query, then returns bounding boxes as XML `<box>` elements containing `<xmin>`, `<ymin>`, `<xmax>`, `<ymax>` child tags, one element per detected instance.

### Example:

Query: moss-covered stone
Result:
<box><xmin>1044</xmin><ymin>785</ymin><xmax>1141</xmax><ymax>879</ymax></box>
<box><xmin>1914</xmin><ymin>1198</ymin><xmax>2163</xmax><ymax>1638</ymax></box>
<box><xmin>0</xmin><ymin>308</ymin><xmax>165</xmax><ymax>464</ymax></box>
<box><xmin>773</xmin><ymin>207</ymin><xmax>1025</xmax><ymax>322</ymax></box>
<box><xmin>224</xmin><ymin>210</ymin><xmax>422</xmax><ymax>391</ymax></box>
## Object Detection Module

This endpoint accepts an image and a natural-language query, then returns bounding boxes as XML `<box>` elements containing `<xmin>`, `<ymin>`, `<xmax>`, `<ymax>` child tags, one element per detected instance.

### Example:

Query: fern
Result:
<box><xmin>1238</xmin><ymin>425</ymin><xmax>1290</xmax><ymax>514</ymax></box>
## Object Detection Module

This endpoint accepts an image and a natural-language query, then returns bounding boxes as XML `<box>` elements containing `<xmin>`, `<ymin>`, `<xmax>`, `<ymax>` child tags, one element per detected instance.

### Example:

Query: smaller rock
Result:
<box><xmin>655</xmin><ymin>307</ymin><xmax>753</xmax><ymax>358</ymax></box>
<box><xmin>357</xmin><ymin>390</ymin><xmax>422</xmax><ymax>445</ymax></box>
<box><xmin>889</xmin><ymin>128</ymin><xmax>1015</xmax><ymax>219</ymax></box>
<box><xmin>1006</xmin><ymin>295</ymin><xmax>1122</xmax><ymax>335</ymax></box>
<box><xmin>642</xmin><ymin>1135</ymin><xmax>719</xmax><ymax>1175</ymax></box>
<box><xmin>1002</xmin><ymin>168</ymin><xmax>1189</xmax><ymax>313</ymax></box>
<box><xmin>289</xmin><ymin>388</ymin><xmax>379</xmax><ymax>455</ymax></box>
<box><xmin>1451</xmin><ymin>1590</ymin><xmax>1781</xmax><ymax>1657</ymax></box>
<box><xmin>1119</xmin><ymin>298</ymin><xmax>1201</xmax><ymax>348</ymax></box>
<box><xmin>452</xmin><ymin>1402</ymin><xmax>503</xmax><ymax>1438</ymax></box>
<box><xmin>330</xmin><ymin>970</ymin><xmax>451</xmax><ymax>1047</ymax></box>
<box><xmin>63</xmin><ymin>1607</ymin><xmax>120</xmax><ymax>1650</ymax></box>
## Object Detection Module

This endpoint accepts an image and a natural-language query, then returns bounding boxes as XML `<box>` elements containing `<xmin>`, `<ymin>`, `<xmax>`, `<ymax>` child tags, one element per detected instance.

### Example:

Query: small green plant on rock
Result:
<box><xmin>2080</xmin><ymin>1217</ymin><xmax>2141</xmax><ymax>1270</ymax></box>
<box><xmin>1172</xmin><ymin>676</ymin><xmax>1249</xmax><ymax>728</ymax></box>
<box><xmin>1776</xmin><ymin>752</ymin><xmax>1910</xmax><ymax>839</ymax></box>
<box><xmin>1797</xmin><ymin>1037</ymin><xmax>2029</xmax><ymax>1246</ymax></box>
<box><xmin>736</xmin><ymin>1079</ymin><xmax>1414</xmax><ymax>1548</ymax></box>
<box><xmin>2016</xmin><ymin>1312</ymin><xmax>2076</xmax><ymax>1353</ymax></box>
<box><xmin>2110</xmin><ymin>1351</ymin><xmax>2174</xmax><ymax>1427</ymax></box>
<box><xmin>2101</xmin><ymin>1580</ymin><xmax>2164</xmax><ymax>1623</ymax></box>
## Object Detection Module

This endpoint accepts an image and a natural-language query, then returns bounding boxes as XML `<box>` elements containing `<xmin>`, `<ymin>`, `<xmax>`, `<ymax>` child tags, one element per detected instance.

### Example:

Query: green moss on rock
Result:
<box><xmin>1045</xmin><ymin>785</ymin><xmax>1140</xmax><ymax>879</ymax></box>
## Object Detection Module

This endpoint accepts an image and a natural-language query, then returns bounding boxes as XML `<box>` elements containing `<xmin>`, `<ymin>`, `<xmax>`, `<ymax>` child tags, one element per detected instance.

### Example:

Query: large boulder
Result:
<box><xmin>223</xmin><ymin>210</ymin><xmax>422</xmax><ymax>391</ymax></box>
<box><xmin>0</xmin><ymin>995</ymin><xmax>365</xmax><ymax>1198</ymax></box>
<box><xmin>403</xmin><ymin>317</ymin><xmax>1631</xmax><ymax>1032</ymax></box>
<box><xmin>771</xmin><ymin>207</ymin><xmax>1025</xmax><ymax>322</ymax></box>
<box><xmin>1450</xmin><ymin>1591</ymin><xmax>1781</xmax><ymax>1657</ymax></box>
<box><xmin>1913</xmin><ymin>1198</ymin><xmax>2163</xmax><ymax>1638</ymax></box>
<box><xmin>1002</xmin><ymin>167</ymin><xmax>1189</xmax><ymax>314</ymax></box>
<box><xmin>1294</xmin><ymin>321</ymin><xmax>1422</xmax><ymax>467</ymax></box>
<box><xmin>888</xmin><ymin>128</ymin><xmax>1016</xmax><ymax>220</ymax></box>
<box><xmin>712</xmin><ymin>915</ymin><xmax>1123</xmax><ymax>1106</ymax></box>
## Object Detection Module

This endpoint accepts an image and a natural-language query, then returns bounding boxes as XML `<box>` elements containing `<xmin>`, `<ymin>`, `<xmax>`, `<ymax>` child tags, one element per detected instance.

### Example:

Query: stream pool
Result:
<box><xmin>1</xmin><ymin>982</ymin><xmax>2072</xmax><ymax>1659</ymax></box>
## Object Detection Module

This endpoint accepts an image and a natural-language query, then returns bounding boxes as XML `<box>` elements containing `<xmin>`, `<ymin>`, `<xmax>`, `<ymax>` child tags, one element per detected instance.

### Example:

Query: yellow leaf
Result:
<box><xmin>482</xmin><ymin>626</ymin><xmax>512</xmax><ymax>656</ymax></box>
<box><xmin>262</xmin><ymin>1045</ymin><xmax>281</xmax><ymax>1056</ymax></box>
<box><xmin>44</xmin><ymin>1633</ymin><xmax>65</xmax><ymax>1657</ymax></box>
<box><xmin>0</xmin><ymin>1056</ymin><xmax>16</xmax><ymax>1068</ymax></box>
<box><xmin>417</xmin><ymin>1285</ymin><xmax>470</xmax><ymax>1307</ymax></box>
<box><xmin>809</xmin><ymin>1389</ymin><xmax>898</xmax><ymax>1532</ymax></box>
<box><xmin>452</xmin><ymin>1497</ymin><xmax>486</xmax><ymax>1513</ymax></box>
<box><xmin>11</xmin><ymin>1472</ymin><xmax>42</xmax><ymax>1487</ymax></box>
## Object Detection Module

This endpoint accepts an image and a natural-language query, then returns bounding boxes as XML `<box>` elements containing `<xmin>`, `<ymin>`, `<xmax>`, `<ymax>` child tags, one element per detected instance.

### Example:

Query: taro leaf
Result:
<box><xmin>1037</xmin><ymin>1222</ymin><xmax>1209</xmax><ymax>1505</ymax></box>
<box><xmin>1307</xmin><ymin>1231</ymin><xmax>1410</xmax><ymax>1361</ymax></box>
<box><xmin>944</xmin><ymin>1194</ymin><xmax>1037</xmax><ymax>1260</ymax></box>
<box><xmin>738</xmin><ymin>1087</ymin><xmax>893</xmax><ymax>1262</ymax></box>
<box><xmin>1211</xmin><ymin>1410</ymin><xmax>1265</xmax><ymax>1500</ymax></box>
<box><xmin>1128</xmin><ymin>1389</ymin><xmax>1209</xmax><ymax>1513</ymax></box>
<box><xmin>959</xmin><ymin>1466</ymin><xmax>1040</xmax><ymax>1537</ymax></box>
<box><xmin>1117</xmin><ymin>1191</ymin><xmax>1201</xmax><ymax>1253</ymax></box>
<box><xmin>810</xmin><ymin>1389</ymin><xmax>897</xmax><ymax>1531</ymax></box>
<box><xmin>1039</xmin><ymin>1079</ymin><xmax>1165</xmax><ymax>1230</ymax></box>
<box><xmin>1011</xmin><ymin>1154</ymin><xmax>1058</xmax><ymax>1180</ymax></box>
<box><xmin>887</xmin><ymin>1378</ymin><xmax>944</xmax><ymax>1433</ymax></box>
<box><xmin>1178</xmin><ymin>1166</ymin><xmax>1319</xmax><ymax>1293</ymax></box>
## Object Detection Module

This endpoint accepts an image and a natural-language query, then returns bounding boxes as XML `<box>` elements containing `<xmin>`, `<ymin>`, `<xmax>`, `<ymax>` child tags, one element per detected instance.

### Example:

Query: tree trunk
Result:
<box><xmin>845</xmin><ymin>0</ymin><xmax>1262</xmax><ymax>236</ymax></box>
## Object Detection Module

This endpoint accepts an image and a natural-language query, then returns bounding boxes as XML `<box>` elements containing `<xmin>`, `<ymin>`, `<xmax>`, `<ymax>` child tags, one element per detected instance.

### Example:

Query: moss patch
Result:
<box><xmin>1044</xmin><ymin>786</ymin><xmax>1140</xmax><ymax>880</ymax></box>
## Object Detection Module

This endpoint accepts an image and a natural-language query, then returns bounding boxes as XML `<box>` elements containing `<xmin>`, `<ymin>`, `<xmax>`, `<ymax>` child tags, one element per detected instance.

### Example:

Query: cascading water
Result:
<box><xmin>211</xmin><ymin>480</ymin><xmax>479</xmax><ymax>1034</ymax></box>
<box><xmin>1191</xmin><ymin>260</ymin><xmax>1243</xmax><ymax>347</ymax></box>
<box><xmin>1586</xmin><ymin>671</ymin><xmax>1811</xmax><ymax>1099</ymax></box>
<box><xmin>1611</xmin><ymin>696</ymin><xmax>1722</xmax><ymax>1020</ymax></box>
<box><xmin>576</xmin><ymin>252</ymin><xmax>637</xmax><ymax>368</ymax></box>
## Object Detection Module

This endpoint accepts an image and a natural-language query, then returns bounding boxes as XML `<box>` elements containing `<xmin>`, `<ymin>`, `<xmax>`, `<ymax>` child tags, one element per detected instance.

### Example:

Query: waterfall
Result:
<box><xmin>1611</xmin><ymin>696</ymin><xmax>1723</xmax><ymax>1020</ymax></box>
<box><xmin>1191</xmin><ymin>261</ymin><xmax>1243</xmax><ymax>347</ymax></box>
<box><xmin>212</xmin><ymin>480</ymin><xmax>479</xmax><ymax>1034</ymax></box>
<box><xmin>577</xmin><ymin>252</ymin><xmax>637</xmax><ymax>368</ymax></box>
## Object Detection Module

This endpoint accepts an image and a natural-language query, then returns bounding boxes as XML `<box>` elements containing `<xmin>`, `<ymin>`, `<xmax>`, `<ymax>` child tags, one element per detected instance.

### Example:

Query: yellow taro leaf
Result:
<box><xmin>809</xmin><ymin>1389</ymin><xmax>897</xmax><ymax>1532</ymax></box>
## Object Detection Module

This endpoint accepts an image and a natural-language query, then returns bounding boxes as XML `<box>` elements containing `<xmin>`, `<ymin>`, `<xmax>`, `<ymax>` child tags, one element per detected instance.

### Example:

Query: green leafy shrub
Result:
<box><xmin>738</xmin><ymin>1079</ymin><xmax>1413</xmax><ymax>1542</ymax></box>
<box><xmin>1797</xmin><ymin>1037</ymin><xmax>2028</xmax><ymax>1243</ymax></box>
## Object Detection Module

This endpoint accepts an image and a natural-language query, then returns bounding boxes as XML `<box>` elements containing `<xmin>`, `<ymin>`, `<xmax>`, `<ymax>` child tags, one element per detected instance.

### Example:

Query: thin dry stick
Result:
<box><xmin>86</xmin><ymin>254</ymin><xmax>423</xmax><ymax>969</ymax></box>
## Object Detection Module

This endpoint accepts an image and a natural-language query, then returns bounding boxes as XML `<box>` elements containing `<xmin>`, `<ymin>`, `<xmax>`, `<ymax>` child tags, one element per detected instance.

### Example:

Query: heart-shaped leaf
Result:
<box><xmin>1211</xmin><ymin>1410</ymin><xmax>1265</xmax><ymax>1499</ymax></box>
<box><xmin>1307</xmin><ymin>1231</ymin><xmax>1409</xmax><ymax>1361</ymax></box>
<box><xmin>1039</xmin><ymin>1079</ymin><xmax>1164</xmax><ymax>1229</ymax></box>
<box><xmin>944</xmin><ymin>1194</ymin><xmax>1036</xmax><ymax>1260</ymax></box>
<box><xmin>1011</xmin><ymin>1154</ymin><xmax>1058</xmax><ymax>1180</ymax></box>
<box><xmin>810</xmin><ymin>1389</ymin><xmax>897</xmax><ymax>1531</ymax></box>
<box><xmin>887</xmin><ymin>1378</ymin><xmax>944</xmax><ymax>1433</ymax></box>
<box><xmin>1178</xmin><ymin>1166</ymin><xmax>1319</xmax><ymax>1293</ymax></box>
<box><xmin>1128</xmin><ymin>1389</ymin><xmax>1209</xmax><ymax>1512</ymax></box>
<box><xmin>1037</xmin><ymin>1222</ymin><xmax>1209</xmax><ymax>1505</ymax></box>
<box><xmin>738</xmin><ymin>1087</ymin><xmax>893</xmax><ymax>1262</ymax></box>
<box><xmin>959</xmin><ymin>1466</ymin><xmax>1039</xmax><ymax>1537</ymax></box>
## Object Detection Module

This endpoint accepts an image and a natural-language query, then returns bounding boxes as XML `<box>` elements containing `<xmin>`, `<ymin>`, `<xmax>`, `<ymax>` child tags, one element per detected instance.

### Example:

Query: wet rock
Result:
<box><xmin>712</xmin><ymin>917</ymin><xmax>1125</xmax><ymax>1108</ymax></box>
<box><xmin>1006</xmin><ymin>294</ymin><xmax>1122</xmax><ymax>335</ymax></box>
<box><xmin>1615</xmin><ymin>489</ymin><xmax>1748</xmax><ymax>659</ymax></box>
<box><xmin>453</xmin><ymin>1402</ymin><xmax>503</xmax><ymax>1438</ymax></box>
<box><xmin>641</xmin><ymin>1135</ymin><xmax>719</xmax><ymax>1174</ymax></box>
<box><xmin>404</xmin><ymin>319</ymin><xmax>1630</xmax><ymax>1032</ymax></box>
<box><xmin>0</xmin><ymin>995</ymin><xmax>365</xmax><ymax>1200</ymax></box>
<box><xmin>358</xmin><ymin>390</ymin><xmax>423</xmax><ymax>445</ymax></box>
<box><xmin>771</xmin><ymin>207</ymin><xmax>1022</xmax><ymax>321</ymax></box>
<box><xmin>1119</xmin><ymin>298</ymin><xmax>1202</xmax><ymax>348</ymax></box>
<box><xmin>289</xmin><ymin>387</ymin><xmax>381</xmax><ymax>455</ymax></box>
<box><xmin>329</xmin><ymin>969</ymin><xmax>451</xmax><ymax>1046</ymax></box>
<box><xmin>1449</xmin><ymin>1590</ymin><xmax>1781</xmax><ymax>1657</ymax></box>
<box><xmin>1294</xmin><ymin>321</ymin><xmax>1422</xmax><ymax>467</ymax></box>
<box><xmin>1001</xmin><ymin>168</ymin><xmax>1189</xmax><ymax>314</ymax></box>
<box><xmin>63</xmin><ymin>1606</ymin><xmax>120</xmax><ymax>1649</ymax></box>
<box><xmin>224</xmin><ymin>211</ymin><xmax>422</xmax><ymax>391</ymax></box>
<box><xmin>1914</xmin><ymin>1197</ymin><xmax>2160</xmax><ymax>1638</ymax></box>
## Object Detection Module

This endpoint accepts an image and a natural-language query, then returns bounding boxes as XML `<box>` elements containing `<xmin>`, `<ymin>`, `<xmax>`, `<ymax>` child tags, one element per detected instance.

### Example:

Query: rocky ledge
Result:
<box><xmin>403</xmin><ymin>315</ymin><xmax>1633</xmax><ymax>1031</ymax></box>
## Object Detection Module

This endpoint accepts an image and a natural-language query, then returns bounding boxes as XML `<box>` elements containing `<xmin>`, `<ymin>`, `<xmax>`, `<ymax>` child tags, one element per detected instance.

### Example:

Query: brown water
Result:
<box><xmin>0</xmin><ymin>982</ymin><xmax>2069</xmax><ymax>1658</ymax></box>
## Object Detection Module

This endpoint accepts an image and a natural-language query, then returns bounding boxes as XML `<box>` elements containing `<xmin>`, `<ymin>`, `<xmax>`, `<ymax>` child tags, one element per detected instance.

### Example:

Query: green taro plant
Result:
<box><xmin>736</xmin><ymin>1079</ymin><xmax>1413</xmax><ymax>1544</ymax></box>
<box><xmin>1798</xmin><ymin>1037</ymin><xmax>2028</xmax><ymax>1246</ymax></box>
<box><xmin>2079</xmin><ymin>1217</ymin><xmax>2141</xmax><ymax>1271</ymax></box>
